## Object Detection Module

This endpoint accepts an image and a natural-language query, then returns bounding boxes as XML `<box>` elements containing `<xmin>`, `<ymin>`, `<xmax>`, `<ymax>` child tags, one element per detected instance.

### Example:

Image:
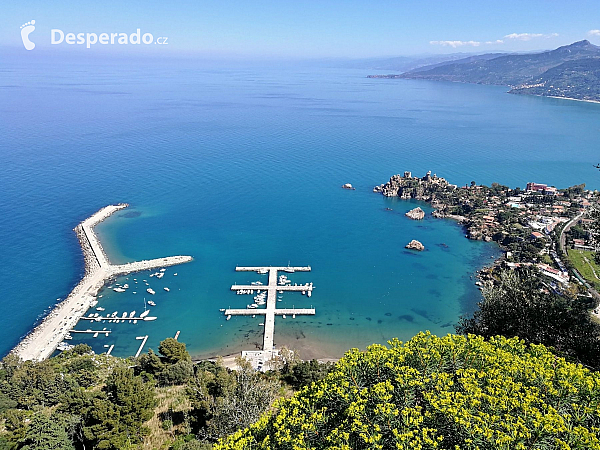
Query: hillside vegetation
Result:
<box><xmin>509</xmin><ymin>57</ymin><xmax>600</xmax><ymax>101</ymax></box>
<box><xmin>217</xmin><ymin>332</ymin><xmax>600</xmax><ymax>449</ymax></box>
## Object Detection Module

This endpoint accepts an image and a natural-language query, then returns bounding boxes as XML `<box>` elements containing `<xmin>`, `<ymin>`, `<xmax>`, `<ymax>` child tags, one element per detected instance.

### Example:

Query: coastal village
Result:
<box><xmin>374</xmin><ymin>171</ymin><xmax>600</xmax><ymax>310</ymax></box>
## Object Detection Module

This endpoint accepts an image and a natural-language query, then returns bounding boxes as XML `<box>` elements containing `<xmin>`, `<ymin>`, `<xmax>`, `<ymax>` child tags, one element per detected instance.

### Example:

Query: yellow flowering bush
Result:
<box><xmin>215</xmin><ymin>332</ymin><xmax>600</xmax><ymax>449</ymax></box>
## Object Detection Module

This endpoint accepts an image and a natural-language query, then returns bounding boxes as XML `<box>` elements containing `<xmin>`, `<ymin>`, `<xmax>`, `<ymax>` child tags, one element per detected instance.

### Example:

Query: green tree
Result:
<box><xmin>161</xmin><ymin>360</ymin><xmax>194</xmax><ymax>386</ymax></box>
<box><xmin>457</xmin><ymin>268</ymin><xmax>600</xmax><ymax>369</ymax></box>
<box><xmin>188</xmin><ymin>359</ymin><xmax>280</xmax><ymax>443</ymax></box>
<box><xmin>138</xmin><ymin>348</ymin><xmax>165</xmax><ymax>376</ymax></box>
<box><xmin>159</xmin><ymin>339</ymin><xmax>191</xmax><ymax>364</ymax></box>
<box><xmin>20</xmin><ymin>413</ymin><xmax>74</xmax><ymax>450</ymax></box>
<box><xmin>105</xmin><ymin>366</ymin><xmax>157</xmax><ymax>426</ymax></box>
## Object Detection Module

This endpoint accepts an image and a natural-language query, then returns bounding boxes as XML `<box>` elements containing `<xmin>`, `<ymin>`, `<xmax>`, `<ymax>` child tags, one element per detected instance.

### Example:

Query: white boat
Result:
<box><xmin>147</xmin><ymin>288</ymin><xmax>156</xmax><ymax>295</ymax></box>
<box><xmin>133</xmin><ymin>320</ymin><xmax>138</xmax><ymax>324</ymax></box>
<box><xmin>226</xmin><ymin>315</ymin><xmax>231</xmax><ymax>321</ymax></box>
<box><xmin>307</xmin><ymin>291</ymin><xmax>312</xmax><ymax>297</ymax></box>
<box><xmin>90</xmin><ymin>300</ymin><xmax>98</xmax><ymax>307</ymax></box>
<box><xmin>140</xmin><ymin>310</ymin><xmax>150</xmax><ymax>318</ymax></box>
<box><xmin>148</xmin><ymin>300</ymin><xmax>156</xmax><ymax>306</ymax></box>
<box><xmin>259</xmin><ymin>323</ymin><xmax>264</xmax><ymax>326</ymax></box>
<box><xmin>121</xmin><ymin>312</ymin><xmax>127</xmax><ymax>318</ymax></box>
<box><xmin>164</xmin><ymin>287</ymin><xmax>170</xmax><ymax>292</ymax></box>
<box><xmin>292</xmin><ymin>314</ymin><xmax>296</xmax><ymax>319</ymax></box>
<box><xmin>282</xmin><ymin>315</ymin><xmax>286</xmax><ymax>319</ymax></box>
<box><xmin>143</xmin><ymin>316</ymin><xmax>157</xmax><ymax>321</ymax></box>
<box><xmin>123</xmin><ymin>284</ymin><xmax>129</xmax><ymax>289</ymax></box>
<box><xmin>173</xmin><ymin>273</ymin><xmax>178</xmax><ymax>276</ymax></box>
<box><xmin>96</xmin><ymin>307</ymin><xmax>105</xmax><ymax>311</ymax></box>
<box><xmin>302</xmin><ymin>291</ymin><xmax>306</xmax><ymax>295</ymax></box>
<box><xmin>113</xmin><ymin>288</ymin><xmax>126</xmax><ymax>293</ymax></box>
<box><xmin>64</xmin><ymin>333</ymin><xmax>73</xmax><ymax>340</ymax></box>
<box><xmin>219</xmin><ymin>308</ymin><xmax>225</xmax><ymax>312</ymax></box>
<box><xmin>129</xmin><ymin>311</ymin><xmax>136</xmax><ymax>318</ymax></box>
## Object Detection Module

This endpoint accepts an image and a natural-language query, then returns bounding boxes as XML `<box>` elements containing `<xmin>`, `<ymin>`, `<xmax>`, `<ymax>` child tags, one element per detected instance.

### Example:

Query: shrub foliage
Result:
<box><xmin>216</xmin><ymin>332</ymin><xmax>600</xmax><ymax>450</ymax></box>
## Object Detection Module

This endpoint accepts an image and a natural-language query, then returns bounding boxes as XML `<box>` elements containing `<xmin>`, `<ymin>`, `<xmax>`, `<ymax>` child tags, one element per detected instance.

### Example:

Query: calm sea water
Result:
<box><xmin>2</xmin><ymin>54</ymin><xmax>600</xmax><ymax>359</ymax></box>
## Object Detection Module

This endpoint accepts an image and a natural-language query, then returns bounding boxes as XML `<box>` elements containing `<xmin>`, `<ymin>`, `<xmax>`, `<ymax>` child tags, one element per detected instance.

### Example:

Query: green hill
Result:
<box><xmin>368</xmin><ymin>40</ymin><xmax>600</xmax><ymax>101</ymax></box>
<box><xmin>509</xmin><ymin>57</ymin><xmax>600</xmax><ymax>101</ymax></box>
<box><xmin>400</xmin><ymin>40</ymin><xmax>600</xmax><ymax>85</ymax></box>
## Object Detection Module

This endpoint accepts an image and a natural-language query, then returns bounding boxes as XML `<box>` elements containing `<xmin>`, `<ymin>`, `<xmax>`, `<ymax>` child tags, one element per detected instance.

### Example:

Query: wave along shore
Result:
<box><xmin>11</xmin><ymin>204</ymin><xmax>193</xmax><ymax>362</ymax></box>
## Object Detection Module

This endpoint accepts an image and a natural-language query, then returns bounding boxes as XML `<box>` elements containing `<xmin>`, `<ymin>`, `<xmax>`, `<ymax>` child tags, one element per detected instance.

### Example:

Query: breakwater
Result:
<box><xmin>11</xmin><ymin>204</ymin><xmax>192</xmax><ymax>361</ymax></box>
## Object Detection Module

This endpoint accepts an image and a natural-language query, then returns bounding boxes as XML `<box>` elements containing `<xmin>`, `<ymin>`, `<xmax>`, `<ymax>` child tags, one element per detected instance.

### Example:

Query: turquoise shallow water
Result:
<box><xmin>1</xmin><ymin>55</ymin><xmax>600</xmax><ymax>358</ymax></box>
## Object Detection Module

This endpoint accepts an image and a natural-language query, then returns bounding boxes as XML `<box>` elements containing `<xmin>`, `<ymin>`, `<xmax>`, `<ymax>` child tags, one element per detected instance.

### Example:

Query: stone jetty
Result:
<box><xmin>11</xmin><ymin>204</ymin><xmax>193</xmax><ymax>362</ymax></box>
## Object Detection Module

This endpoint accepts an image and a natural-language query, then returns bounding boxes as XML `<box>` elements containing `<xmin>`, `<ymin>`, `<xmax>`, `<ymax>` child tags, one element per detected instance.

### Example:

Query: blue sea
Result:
<box><xmin>2</xmin><ymin>54</ymin><xmax>600</xmax><ymax>359</ymax></box>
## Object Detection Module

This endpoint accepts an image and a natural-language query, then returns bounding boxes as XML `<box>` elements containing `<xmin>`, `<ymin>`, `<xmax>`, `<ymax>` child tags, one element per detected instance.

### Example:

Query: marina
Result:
<box><xmin>11</xmin><ymin>204</ymin><xmax>192</xmax><ymax>361</ymax></box>
<box><xmin>224</xmin><ymin>266</ymin><xmax>316</xmax><ymax>368</ymax></box>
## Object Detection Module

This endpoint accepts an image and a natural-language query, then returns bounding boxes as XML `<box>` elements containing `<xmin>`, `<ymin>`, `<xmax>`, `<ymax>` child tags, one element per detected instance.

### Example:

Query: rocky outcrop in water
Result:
<box><xmin>405</xmin><ymin>207</ymin><xmax>425</xmax><ymax>220</ymax></box>
<box><xmin>405</xmin><ymin>240</ymin><xmax>425</xmax><ymax>251</ymax></box>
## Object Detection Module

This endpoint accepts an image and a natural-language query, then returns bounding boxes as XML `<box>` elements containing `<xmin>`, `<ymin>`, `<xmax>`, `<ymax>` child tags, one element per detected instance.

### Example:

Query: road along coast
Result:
<box><xmin>11</xmin><ymin>204</ymin><xmax>193</xmax><ymax>361</ymax></box>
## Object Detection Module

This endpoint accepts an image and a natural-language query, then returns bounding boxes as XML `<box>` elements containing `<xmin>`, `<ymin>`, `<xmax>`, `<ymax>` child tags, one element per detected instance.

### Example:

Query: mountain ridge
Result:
<box><xmin>367</xmin><ymin>40</ymin><xmax>600</xmax><ymax>101</ymax></box>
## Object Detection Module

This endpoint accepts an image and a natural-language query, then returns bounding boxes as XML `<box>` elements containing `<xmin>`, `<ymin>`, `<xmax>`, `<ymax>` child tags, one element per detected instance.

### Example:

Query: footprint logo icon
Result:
<box><xmin>20</xmin><ymin>20</ymin><xmax>36</xmax><ymax>50</ymax></box>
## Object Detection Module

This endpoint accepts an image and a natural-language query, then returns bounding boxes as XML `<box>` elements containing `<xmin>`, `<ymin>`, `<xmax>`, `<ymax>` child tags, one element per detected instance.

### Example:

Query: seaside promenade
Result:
<box><xmin>12</xmin><ymin>204</ymin><xmax>192</xmax><ymax>362</ymax></box>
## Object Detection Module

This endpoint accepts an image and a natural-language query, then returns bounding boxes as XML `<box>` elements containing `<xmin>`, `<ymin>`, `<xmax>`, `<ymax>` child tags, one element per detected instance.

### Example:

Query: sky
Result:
<box><xmin>2</xmin><ymin>0</ymin><xmax>600</xmax><ymax>58</ymax></box>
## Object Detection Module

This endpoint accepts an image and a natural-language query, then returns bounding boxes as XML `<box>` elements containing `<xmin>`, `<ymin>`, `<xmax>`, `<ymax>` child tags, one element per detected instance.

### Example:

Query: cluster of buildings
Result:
<box><xmin>376</xmin><ymin>173</ymin><xmax>599</xmax><ymax>291</ymax></box>
<box><xmin>526</xmin><ymin>182</ymin><xmax>558</xmax><ymax>195</ymax></box>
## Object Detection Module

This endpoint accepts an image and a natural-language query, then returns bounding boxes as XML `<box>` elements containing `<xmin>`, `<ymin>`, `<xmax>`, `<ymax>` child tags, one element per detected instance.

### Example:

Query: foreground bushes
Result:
<box><xmin>216</xmin><ymin>332</ymin><xmax>600</xmax><ymax>449</ymax></box>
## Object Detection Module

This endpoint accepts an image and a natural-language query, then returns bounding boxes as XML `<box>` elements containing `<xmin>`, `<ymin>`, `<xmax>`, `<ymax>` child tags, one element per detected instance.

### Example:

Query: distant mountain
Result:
<box><xmin>408</xmin><ymin>52</ymin><xmax>510</xmax><ymax>73</ymax></box>
<box><xmin>367</xmin><ymin>40</ymin><xmax>600</xmax><ymax>101</ymax></box>
<box><xmin>509</xmin><ymin>57</ymin><xmax>600</xmax><ymax>101</ymax></box>
<box><xmin>330</xmin><ymin>52</ymin><xmax>508</xmax><ymax>72</ymax></box>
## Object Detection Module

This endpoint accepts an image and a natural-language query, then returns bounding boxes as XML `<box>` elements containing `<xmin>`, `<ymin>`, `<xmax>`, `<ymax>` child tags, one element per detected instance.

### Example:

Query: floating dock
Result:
<box><xmin>135</xmin><ymin>335</ymin><xmax>149</xmax><ymax>358</ymax></box>
<box><xmin>225</xmin><ymin>266</ymin><xmax>316</xmax><ymax>353</ymax></box>
<box><xmin>12</xmin><ymin>204</ymin><xmax>193</xmax><ymax>362</ymax></box>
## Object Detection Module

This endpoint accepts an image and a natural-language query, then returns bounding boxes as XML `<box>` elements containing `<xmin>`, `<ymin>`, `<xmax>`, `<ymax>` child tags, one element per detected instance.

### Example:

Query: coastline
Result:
<box><xmin>11</xmin><ymin>204</ymin><xmax>193</xmax><ymax>362</ymax></box>
<box><xmin>546</xmin><ymin>95</ymin><xmax>600</xmax><ymax>105</ymax></box>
